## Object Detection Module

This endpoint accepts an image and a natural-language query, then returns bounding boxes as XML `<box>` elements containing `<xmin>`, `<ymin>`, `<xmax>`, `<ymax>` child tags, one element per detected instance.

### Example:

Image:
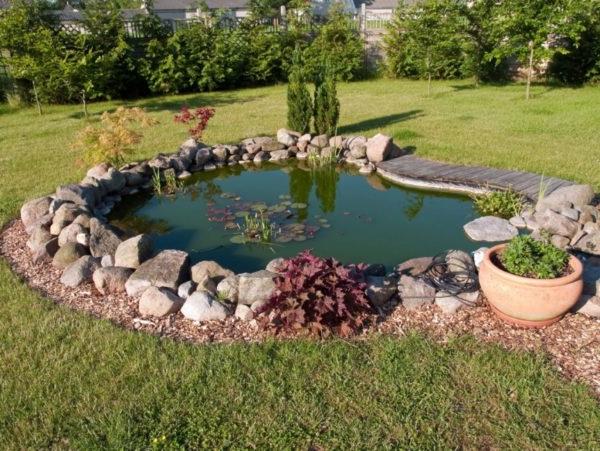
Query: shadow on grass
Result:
<box><xmin>136</xmin><ymin>92</ymin><xmax>267</xmax><ymax>113</ymax></box>
<box><xmin>339</xmin><ymin>110</ymin><xmax>424</xmax><ymax>135</ymax></box>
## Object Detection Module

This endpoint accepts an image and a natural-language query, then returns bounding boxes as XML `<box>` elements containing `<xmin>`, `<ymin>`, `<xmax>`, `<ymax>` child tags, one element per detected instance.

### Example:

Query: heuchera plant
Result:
<box><xmin>260</xmin><ymin>250</ymin><xmax>372</xmax><ymax>337</ymax></box>
<box><xmin>174</xmin><ymin>106</ymin><xmax>215</xmax><ymax>141</ymax></box>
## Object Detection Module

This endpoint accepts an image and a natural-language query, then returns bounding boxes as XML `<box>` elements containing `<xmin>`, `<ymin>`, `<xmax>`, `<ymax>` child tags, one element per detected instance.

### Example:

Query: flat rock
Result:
<box><xmin>125</xmin><ymin>249</ymin><xmax>190</xmax><ymax>297</ymax></box>
<box><xmin>52</xmin><ymin>242</ymin><xmax>88</xmax><ymax>269</ymax></box>
<box><xmin>181</xmin><ymin>291</ymin><xmax>229</xmax><ymax>322</ymax></box>
<box><xmin>572</xmin><ymin>295</ymin><xmax>600</xmax><ymax>318</ymax></box>
<box><xmin>238</xmin><ymin>270</ymin><xmax>276</xmax><ymax>306</ymax></box>
<box><xmin>114</xmin><ymin>234</ymin><xmax>152</xmax><ymax>268</ymax></box>
<box><xmin>139</xmin><ymin>286</ymin><xmax>184</xmax><ymax>317</ymax></box>
<box><xmin>58</xmin><ymin>222</ymin><xmax>87</xmax><ymax>247</ymax></box>
<box><xmin>572</xmin><ymin>233</ymin><xmax>600</xmax><ymax>256</ymax></box>
<box><xmin>537</xmin><ymin>184</ymin><xmax>594</xmax><ymax>210</ymax></box>
<box><xmin>534</xmin><ymin>209</ymin><xmax>579</xmax><ymax>238</ymax></box>
<box><xmin>398</xmin><ymin>275</ymin><xmax>436</xmax><ymax>309</ymax></box>
<box><xmin>89</xmin><ymin>218</ymin><xmax>122</xmax><ymax>258</ymax></box>
<box><xmin>21</xmin><ymin>196</ymin><xmax>52</xmax><ymax>231</ymax></box>
<box><xmin>55</xmin><ymin>184</ymin><xmax>97</xmax><ymax>208</ymax></box>
<box><xmin>277</xmin><ymin>128</ymin><xmax>298</xmax><ymax>146</ymax></box>
<box><xmin>93</xmin><ymin>266</ymin><xmax>133</xmax><ymax>294</ymax></box>
<box><xmin>50</xmin><ymin>203</ymin><xmax>82</xmax><ymax>235</ymax></box>
<box><xmin>191</xmin><ymin>260</ymin><xmax>234</xmax><ymax>284</ymax></box>
<box><xmin>269</xmin><ymin>149</ymin><xmax>291</xmax><ymax>161</ymax></box>
<box><xmin>60</xmin><ymin>256</ymin><xmax>100</xmax><ymax>288</ymax></box>
<box><xmin>366</xmin><ymin>133</ymin><xmax>392</xmax><ymax>163</ymax></box>
<box><xmin>395</xmin><ymin>257</ymin><xmax>433</xmax><ymax>276</ymax></box>
<box><xmin>463</xmin><ymin>216</ymin><xmax>518</xmax><ymax>242</ymax></box>
<box><xmin>435</xmin><ymin>290</ymin><xmax>479</xmax><ymax>314</ymax></box>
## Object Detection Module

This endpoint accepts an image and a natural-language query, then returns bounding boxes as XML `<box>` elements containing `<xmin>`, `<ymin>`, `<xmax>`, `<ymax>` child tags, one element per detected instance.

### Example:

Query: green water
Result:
<box><xmin>110</xmin><ymin>163</ymin><xmax>479</xmax><ymax>273</ymax></box>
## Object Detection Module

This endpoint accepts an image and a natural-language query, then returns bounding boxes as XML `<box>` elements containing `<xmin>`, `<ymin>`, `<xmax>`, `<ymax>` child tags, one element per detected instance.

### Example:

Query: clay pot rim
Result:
<box><xmin>483</xmin><ymin>244</ymin><xmax>583</xmax><ymax>287</ymax></box>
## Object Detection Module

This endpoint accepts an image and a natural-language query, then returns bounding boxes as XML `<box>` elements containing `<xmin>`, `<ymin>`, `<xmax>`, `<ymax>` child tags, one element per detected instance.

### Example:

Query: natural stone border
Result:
<box><xmin>16</xmin><ymin>128</ymin><xmax>600</xmax><ymax>328</ymax></box>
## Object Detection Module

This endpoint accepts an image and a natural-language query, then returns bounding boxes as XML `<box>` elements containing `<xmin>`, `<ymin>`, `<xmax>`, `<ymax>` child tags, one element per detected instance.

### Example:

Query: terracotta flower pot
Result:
<box><xmin>479</xmin><ymin>244</ymin><xmax>583</xmax><ymax>328</ymax></box>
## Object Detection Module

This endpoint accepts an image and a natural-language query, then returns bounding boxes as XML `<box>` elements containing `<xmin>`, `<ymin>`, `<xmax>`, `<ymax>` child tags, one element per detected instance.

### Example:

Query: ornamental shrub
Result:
<box><xmin>500</xmin><ymin>235</ymin><xmax>570</xmax><ymax>279</ymax></box>
<box><xmin>313</xmin><ymin>64</ymin><xmax>340</xmax><ymax>136</ymax></box>
<box><xmin>260</xmin><ymin>250</ymin><xmax>372</xmax><ymax>336</ymax></box>
<box><xmin>286</xmin><ymin>47</ymin><xmax>312</xmax><ymax>133</ymax></box>
<box><xmin>174</xmin><ymin>106</ymin><xmax>215</xmax><ymax>141</ymax></box>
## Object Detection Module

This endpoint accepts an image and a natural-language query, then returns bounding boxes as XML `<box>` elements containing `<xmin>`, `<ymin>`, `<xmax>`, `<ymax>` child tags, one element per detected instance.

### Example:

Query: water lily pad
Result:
<box><xmin>318</xmin><ymin>218</ymin><xmax>328</xmax><ymax>223</ymax></box>
<box><xmin>230</xmin><ymin>235</ymin><xmax>247</xmax><ymax>244</ymax></box>
<box><xmin>276</xmin><ymin>235</ymin><xmax>292</xmax><ymax>243</ymax></box>
<box><xmin>251</xmin><ymin>203</ymin><xmax>268</xmax><ymax>211</ymax></box>
<box><xmin>235</xmin><ymin>211</ymin><xmax>250</xmax><ymax>218</ymax></box>
<box><xmin>293</xmin><ymin>235</ymin><xmax>307</xmax><ymax>241</ymax></box>
<box><xmin>321</xmin><ymin>223</ymin><xmax>331</xmax><ymax>228</ymax></box>
<box><xmin>278</xmin><ymin>194</ymin><xmax>291</xmax><ymax>200</ymax></box>
<box><xmin>281</xmin><ymin>201</ymin><xmax>292</xmax><ymax>206</ymax></box>
<box><xmin>290</xmin><ymin>202</ymin><xmax>307</xmax><ymax>209</ymax></box>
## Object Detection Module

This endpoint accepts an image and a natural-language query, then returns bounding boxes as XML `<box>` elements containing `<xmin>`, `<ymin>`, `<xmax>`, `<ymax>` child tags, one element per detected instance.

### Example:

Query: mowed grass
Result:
<box><xmin>1</xmin><ymin>80</ymin><xmax>600</xmax><ymax>447</ymax></box>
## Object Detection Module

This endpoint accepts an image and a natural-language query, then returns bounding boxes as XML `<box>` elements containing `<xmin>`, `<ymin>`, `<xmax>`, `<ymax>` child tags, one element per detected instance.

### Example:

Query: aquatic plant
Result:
<box><xmin>241</xmin><ymin>211</ymin><xmax>275</xmax><ymax>243</ymax></box>
<box><xmin>259</xmin><ymin>250</ymin><xmax>372</xmax><ymax>337</ymax></box>
<box><xmin>151</xmin><ymin>168</ymin><xmax>182</xmax><ymax>196</ymax></box>
<box><xmin>473</xmin><ymin>188</ymin><xmax>525</xmax><ymax>219</ymax></box>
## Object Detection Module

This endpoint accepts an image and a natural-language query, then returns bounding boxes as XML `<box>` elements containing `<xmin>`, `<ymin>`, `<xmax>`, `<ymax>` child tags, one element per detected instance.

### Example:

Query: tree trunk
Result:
<box><xmin>525</xmin><ymin>41</ymin><xmax>534</xmax><ymax>100</ymax></box>
<box><xmin>32</xmin><ymin>80</ymin><xmax>42</xmax><ymax>116</ymax></box>
<box><xmin>82</xmin><ymin>91</ymin><xmax>88</xmax><ymax>119</ymax></box>
<box><xmin>428</xmin><ymin>73</ymin><xmax>432</xmax><ymax>97</ymax></box>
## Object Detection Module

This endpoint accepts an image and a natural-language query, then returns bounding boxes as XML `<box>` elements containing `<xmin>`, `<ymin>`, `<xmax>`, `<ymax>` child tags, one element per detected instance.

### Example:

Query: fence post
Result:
<box><xmin>360</xmin><ymin>3</ymin><xmax>368</xmax><ymax>75</ymax></box>
<box><xmin>280</xmin><ymin>5</ymin><xmax>287</xmax><ymax>31</ymax></box>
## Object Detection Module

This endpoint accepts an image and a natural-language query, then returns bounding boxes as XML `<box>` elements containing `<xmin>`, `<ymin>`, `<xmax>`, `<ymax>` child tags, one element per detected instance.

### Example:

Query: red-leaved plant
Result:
<box><xmin>174</xmin><ymin>106</ymin><xmax>215</xmax><ymax>141</ymax></box>
<box><xmin>259</xmin><ymin>250</ymin><xmax>373</xmax><ymax>337</ymax></box>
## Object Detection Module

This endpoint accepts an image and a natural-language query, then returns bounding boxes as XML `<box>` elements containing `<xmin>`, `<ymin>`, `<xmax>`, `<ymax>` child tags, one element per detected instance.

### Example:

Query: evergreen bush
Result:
<box><xmin>286</xmin><ymin>48</ymin><xmax>312</xmax><ymax>133</ymax></box>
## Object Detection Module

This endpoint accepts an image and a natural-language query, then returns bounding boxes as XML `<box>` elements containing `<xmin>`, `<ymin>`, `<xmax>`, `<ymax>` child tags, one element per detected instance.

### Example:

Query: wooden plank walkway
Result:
<box><xmin>377</xmin><ymin>155</ymin><xmax>574</xmax><ymax>201</ymax></box>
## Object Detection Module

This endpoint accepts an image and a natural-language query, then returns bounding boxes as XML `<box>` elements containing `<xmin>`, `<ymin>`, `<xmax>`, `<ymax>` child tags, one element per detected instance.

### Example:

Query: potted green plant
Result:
<box><xmin>479</xmin><ymin>235</ymin><xmax>583</xmax><ymax>328</ymax></box>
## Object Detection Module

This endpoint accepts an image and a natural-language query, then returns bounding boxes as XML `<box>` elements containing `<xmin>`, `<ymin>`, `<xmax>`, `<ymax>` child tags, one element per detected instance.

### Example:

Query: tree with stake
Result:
<box><xmin>286</xmin><ymin>47</ymin><xmax>312</xmax><ymax>133</ymax></box>
<box><xmin>490</xmin><ymin>0</ymin><xmax>585</xmax><ymax>99</ymax></box>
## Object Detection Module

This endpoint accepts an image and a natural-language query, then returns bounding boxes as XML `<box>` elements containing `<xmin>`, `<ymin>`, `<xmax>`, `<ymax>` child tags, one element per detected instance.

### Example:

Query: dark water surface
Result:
<box><xmin>110</xmin><ymin>163</ymin><xmax>479</xmax><ymax>273</ymax></box>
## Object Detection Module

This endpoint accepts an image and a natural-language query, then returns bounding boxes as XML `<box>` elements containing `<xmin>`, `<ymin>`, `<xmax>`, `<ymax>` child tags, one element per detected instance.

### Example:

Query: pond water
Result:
<box><xmin>110</xmin><ymin>163</ymin><xmax>479</xmax><ymax>273</ymax></box>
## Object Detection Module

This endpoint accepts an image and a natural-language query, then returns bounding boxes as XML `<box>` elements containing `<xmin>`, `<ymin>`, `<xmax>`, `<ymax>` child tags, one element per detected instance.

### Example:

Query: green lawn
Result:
<box><xmin>1</xmin><ymin>79</ymin><xmax>600</xmax><ymax>448</ymax></box>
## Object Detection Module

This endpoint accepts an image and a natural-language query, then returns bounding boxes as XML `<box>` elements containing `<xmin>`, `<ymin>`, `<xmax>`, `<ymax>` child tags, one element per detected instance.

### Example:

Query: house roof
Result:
<box><xmin>353</xmin><ymin>0</ymin><xmax>417</xmax><ymax>10</ymax></box>
<box><xmin>153</xmin><ymin>0</ymin><xmax>250</xmax><ymax>10</ymax></box>
<box><xmin>0</xmin><ymin>0</ymin><xmax>10</xmax><ymax>9</ymax></box>
<box><xmin>50</xmin><ymin>5</ymin><xmax>148</xmax><ymax>21</ymax></box>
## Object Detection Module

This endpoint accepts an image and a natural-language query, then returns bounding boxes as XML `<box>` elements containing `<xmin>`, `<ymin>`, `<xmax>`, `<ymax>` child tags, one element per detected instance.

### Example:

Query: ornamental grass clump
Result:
<box><xmin>500</xmin><ymin>235</ymin><xmax>570</xmax><ymax>279</ymax></box>
<box><xmin>260</xmin><ymin>250</ymin><xmax>372</xmax><ymax>336</ymax></box>
<box><xmin>473</xmin><ymin>188</ymin><xmax>525</xmax><ymax>219</ymax></box>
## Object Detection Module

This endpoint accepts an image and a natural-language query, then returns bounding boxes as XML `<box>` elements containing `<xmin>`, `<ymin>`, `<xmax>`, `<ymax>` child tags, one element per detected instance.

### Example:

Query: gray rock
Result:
<box><xmin>52</xmin><ymin>242</ymin><xmax>88</xmax><ymax>269</ymax></box>
<box><xmin>250</xmin><ymin>299</ymin><xmax>269</xmax><ymax>313</ymax></box>
<box><xmin>60</xmin><ymin>256</ymin><xmax>100</xmax><ymax>288</ymax></box>
<box><xmin>234</xmin><ymin>304</ymin><xmax>255</xmax><ymax>321</ymax></box>
<box><xmin>177</xmin><ymin>280</ymin><xmax>196</xmax><ymax>299</ymax></box>
<box><xmin>27</xmin><ymin>224</ymin><xmax>53</xmax><ymax>251</ymax></box>
<box><xmin>266</xmin><ymin>258</ymin><xmax>286</xmax><ymax>274</ymax></box>
<box><xmin>435</xmin><ymin>290</ymin><xmax>479</xmax><ymax>314</ymax></box>
<box><xmin>550</xmin><ymin>234</ymin><xmax>570</xmax><ymax>249</ymax></box>
<box><xmin>212</xmin><ymin>146</ymin><xmax>229</xmax><ymax>162</ymax></box>
<box><xmin>261</xmin><ymin>139</ymin><xmax>286</xmax><ymax>152</ymax></box>
<box><xmin>196</xmin><ymin>276</ymin><xmax>217</xmax><ymax>295</ymax></box>
<box><xmin>509</xmin><ymin>215</ymin><xmax>527</xmax><ymax>228</ymax></box>
<box><xmin>574</xmin><ymin>232</ymin><xmax>600</xmax><ymax>255</ymax></box>
<box><xmin>55</xmin><ymin>184</ymin><xmax>96</xmax><ymax>208</ymax></box>
<box><xmin>139</xmin><ymin>286</ymin><xmax>184</xmax><ymax>317</ymax></box>
<box><xmin>58</xmin><ymin>222</ymin><xmax>87</xmax><ymax>247</ymax></box>
<box><xmin>21</xmin><ymin>196</ymin><xmax>52</xmax><ymax>231</ymax></box>
<box><xmin>534</xmin><ymin>209</ymin><xmax>579</xmax><ymax>238</ymax></box>
<box><xmin>253</xmin><ymin>151</ymin><xmax>270</xmax><ymax>163</ymax></box>
<box><xmin>295</xmin><ymin>151</ymin><xmax>308</xmax><ymax>160</ymax></box>
<box><xmin>216</xmin><ymin>275</ymin><xmax>239</xmax><ymax>303</ymax></box>
<box><xmin>310</xmin><ymin>134</ymin><xmax>329</xmax><ymax>148</ymax></box>
<box><xmin>349</xmin><ymin>144</ymin><xmax>367</xmax><ymax>160</ymax></box>
<box><xmin>178</xmin><ymin>170</ymin><xmax>192</xmax><ymax>179</ymax></box>
<box><xmin>560</xmin><ymin>207</ymin><xmax>580</xmax><ymax>222</ymax></box>
<box><xmin>92</xmin><ymin>266</ymin><xmax>133</xmax><ymax>294</ymax></box>
<box><xmin>73</xmin><ymin>213</ymin><xmax>92</xmax><ymax>228</ymax></box>
<box><xmin>277</xmin><ymin>128</ymin><xmax>298</xmax><ymax>147</ymax></box>
<box><xmin>98</xmin><ymin>168</ymin><xmax>126</xmax><ymax>193</ymax></box>
<box><xmin>76</xmin><ymin>232</ymin><xmax>90</xmax><ymax>246</ymax></box>
<box><xmin>472</xmin><ymin>247</ymin><xmax>489</xmax><ymax>269</ymax></box>
<box><xmin>50</xmin><ymin>203</ymin><xmax>82</xmax><ymax>235</ymax></box>
<box><xmin>463</xmin><ymin>216</ymin><xmax>518</xmax><ymax>242</ymax></box>
<box><xmin>445</xmin><ymin>250</ymin><xmax>474</xmax><ymax>273</ymax></box>
<box><xmin>125</xmin><ymin>249</ymin><xmax>190</xmax><ymax>297</ymax></box>
<box><xmin>269</xmin><ymin>149</ymin><xmax>291</xmax><ymax>161</ymax></box>
<box><xmin>537</xmin><ymin>184</ymin><xmax>594</xmax><ymax>210</ymax></box>
<box><xmin>89</xmin><ymin>218</ymin><xmax>122</xmax><ymax>258</ymax></box>
<box><xmin>572</xmin><ymin>295</ymin><xmax>600</xmax><ymax>318</ymax></box>
<box><xmin>191</xmin><ymin>260</ymin><xmax>234</xmax><ymax>284</ymax></box>
<box><xmin>365</xmin><ymin>263</ymin><xmax>386</xmax><ymax>277</ymax></box>
<box><xmin>579</xmin><ymin>206</ymin><xmax>598</xmax><ymax>224</ymax></box>
<box><xmin>237</xmin><ymin>270</ymin><xmax>276</xmax><ymax>306</ymax></box>
<box><xmin>366</xmin><ymin>133</ymin><xmax>392</xmax><ymax>163</ymax></box>
<box><xmin>398</xmin><ymin>275</ymin><xmax>436</xmax><ymax>309</ymax></box>
<box><xmin>101</xmin><ymin>254</ymin><xmax>114</xmax><ymax>267</ymax></box>
<box><xmin>181</xmin><ymin>291</ymin><xmax>229</xmax><ymax>322</ymax></box>
<box><xmin>359</xmin><ymin>164</ymin><xmax>375</xmax><ymax>174</ymax></box>
<box><xmin>396</xmin><ymin>257</ymin><xmax>433</xmax><ymax>276</ymax></box>
<box><xmin>180</xmin><ymin>138</ymin><xmax>199</xmax><ymax>155</ymax></box>
<box><xmin>31</xmin><ymin>237</ymin><xmax>59</xmax><ymax>264</ymax></box>
<box><xmin>195</xmin><ymin>148</ymin><xmax>213</xmax><ymax>167</ymax></box>
<box><xmin>366</xmin><ymin>275</ymin><xmax>397</xmax><ymax>307</ymax></box>
<box><xmin>86</xmin><ymin>163</ymin><xmax>110</xmax><ymax>179</ymax></box>
<box><xmin>329</xmin><ymin>135</ymin><xmax>344</xmax><ymax>149</ymax></box>
<box><xmin>114</xmin><ymin>234</ymin><xmax>152</xmax><ymax>268</ymax></box>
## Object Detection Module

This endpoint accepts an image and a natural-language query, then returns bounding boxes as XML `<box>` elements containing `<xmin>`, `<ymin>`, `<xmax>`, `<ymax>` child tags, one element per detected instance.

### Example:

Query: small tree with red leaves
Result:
<box><xmin>174</xmin><ymin>106</ymin><xmax>215</xmax><ymax>141</ymax></box>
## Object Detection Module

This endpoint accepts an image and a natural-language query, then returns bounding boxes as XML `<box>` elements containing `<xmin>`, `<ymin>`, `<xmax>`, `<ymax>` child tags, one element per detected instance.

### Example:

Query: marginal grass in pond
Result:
<box><xmin>110</xmin><ymin>163</ymin><xmax>478</xmax><ymax>272</ymax></box>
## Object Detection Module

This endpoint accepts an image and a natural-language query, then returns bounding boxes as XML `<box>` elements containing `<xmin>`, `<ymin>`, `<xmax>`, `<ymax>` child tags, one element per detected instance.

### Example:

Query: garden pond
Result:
<box><xmin>110</xmin><ymin>163</ymin><xmax>479</xmax><ymax>273</ymax></box>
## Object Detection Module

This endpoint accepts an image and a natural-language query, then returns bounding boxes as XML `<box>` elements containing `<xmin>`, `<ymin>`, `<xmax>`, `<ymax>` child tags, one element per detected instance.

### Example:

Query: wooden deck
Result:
<box><xmin>377</xmin><ymin>155</ymin><xmax>574</xmax><ymax>201</ymax></box>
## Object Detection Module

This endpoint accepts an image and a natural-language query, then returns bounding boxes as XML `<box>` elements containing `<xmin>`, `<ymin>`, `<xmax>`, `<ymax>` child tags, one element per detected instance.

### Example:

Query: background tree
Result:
<box><xmin>490</xmin><ymin>0</ymin><xmax>585</xmax><ymax>99</ymax></box>
<box><xmin>286</xmin><ymin>47</ymin><xmax>312</xmax><ymax>133</ymax></box>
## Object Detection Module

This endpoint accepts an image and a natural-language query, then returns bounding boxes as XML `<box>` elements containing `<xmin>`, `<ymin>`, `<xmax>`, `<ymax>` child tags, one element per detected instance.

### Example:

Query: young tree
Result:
<box><xmin>313</xmin><ymin>64</ymin><xmax>340</xmax><ymax>136</ymax></box>
<box><xmin>491</xmin><ymin>0</ymin><xmax>585</xmax><ymax>99</ymax></box>
<box><xmin>286</xmin><ymin>47</ymin><xmax>312</xmax><ymax>133</ymax></box>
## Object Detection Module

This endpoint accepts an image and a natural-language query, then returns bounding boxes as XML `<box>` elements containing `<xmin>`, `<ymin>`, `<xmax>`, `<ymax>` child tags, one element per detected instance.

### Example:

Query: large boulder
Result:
<box><xmin>89</xmin><ymin>218</ymin><xmax>122</xmax><ymax>258</ymax></box>
<box><xmin>60</xmin><ymin>256</ymin><xmax>100</xmax><ymax>288</ymax></box>
<box><xmin>463</xmin><ymin>216</ymin><xmax>518</xmax><ymax>242</ymax></box>
<box><xmin>21</xmin><ymin>196</ymin><xmax>52</xmax><ymax>231</ymax></box>
<box><xmin>191</xmin><ymin>260</ymin><xmax>234</xmax><ymax>285</ymax></box>
<box><xmin>32</xmin><ymin>238</ymin><xmax>59</xmax><ymax>264</ymax></box>
<box><xmin>92</xmin><ymin>266</ymin><xmax>133</xmax><ymax>294</ymax></box>
<box><xmin>269</xmin><ymin>149</ymin><xmax>291</xmax><ymax>161</ymax></box>
<box><xmin>181</xmin><ymin>291</ymin><xmax>229</xmax><ymax>321</ymax></box>
<box><xmin>234</xmin><ymin>304</ymin><xmax>254</xmax><ymax>321</ymax></box>
<box><xmin>366</xmin><ymin>133</ymin><xmax>393</xmax><ymax>163</ymax></box>
<box><xmin>125</xmin><ymin>250</ymin><xmax>190</xmax><ymax>297</ymax></box>
<box><xmin>261</xmin><ymin>138</ymin><xmax>286</xmax><ymax>152</ymax></box>
<box><xmin>572</xmin><ymin>295</ymin><xmax>600</xmax><ymax>318</ymax></box>
<box><xmin>216</xmin><ymin>275</ymin><xmax>239</xmax><ymax>303</ymax></box>
<box><xmin>237</xmin><ymin>270</ymin><xmax>276</xmax><ymax>306</ymax></box>
<box><xmin>26</xmin><ymin>224</ymin><xmax>53</xmax><ymax>251</ymax></box>
<box><xmin>50</xmin><ymin>203</ymin><xmax>82</xmax><ymax>235</ymax></box>
<box><xmin>533</xmin><ymin>209</ymin><xmax>579</xmax><ymax>238</ymax></box>
<box><xmin>573</xmin><ymin>233</ymin><xmax>600</xmax><ymax>256</ymax></box>
<box><xmin>114</xmin><ymin>234</ymin><xmax>152</xmax><ymax>268</ymax></box>
<box><xmin>55</xmin><ymin>184</ymin><xmax>97</xmax><ymax>208</ymax></box>
<box><xmin>310</xmin><ymin>134</ymin><xmax>329</xmax><ymax>148</ymax></box>
<box><xmin>139</xmin><ymin>286</ymin><xmax>184</xmax><ymax>317</ymax></box>
<box><xmin>395</xmin><ymin>257</ymin><xmax>433</xmax><ymax>276</ymax></box>
<box><xmin>97</xmin><ymin>168</ymin><xmax>126</xmax><ymax>193</ymax></box>
<box><xmin>58</xmin><ymin>222</ymin><xmax>87</xmax><ymax>247</ymax></box>
<box><xmin>398</xmin><ymin>275</ymin><xmax>436</xmax><ymax>309</ymax></box>
<box><xmin>52</xmin><ymin>242</ymin><xmax>88</xmax><ymax>269</ymax></box>
<box><xmin>537</xmin><ymin>184</ymin><xmax>594</xmax><ymax>211</ymax></box>
<box><xmin>195</xmin><ymin>148</ymin><xmax>213</xmax><ymax>167</ymax></box>
<box><xmin>277</xmin><ymin>128</ymin><xmax>298</xmax><ymax>147</ymax></box>
<box><xmin>212</xmin><ymin>146</ymin><xmax>229</xmax><ymax>162</ymax></box>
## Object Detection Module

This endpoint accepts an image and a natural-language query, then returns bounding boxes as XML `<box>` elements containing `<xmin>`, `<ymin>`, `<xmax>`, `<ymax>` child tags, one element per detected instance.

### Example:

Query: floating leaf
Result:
<box><xmin>230</xmin><ymin>235</ymin><xmax>247</xmax><ymax>244</ymax></box>
<box><xmin>235</xmin><ymin>211</ymin><xmax>250</xmax><ymax>218</ymax></box>
<box><xmin>290</xmin><ymin>202</ymin><xmax>307</xmax><ymax>209</ymax></box>
<box><xmin>294</xmin><ymin>235</ymin><xmax>307</xmax><ymax>241</ymax></box>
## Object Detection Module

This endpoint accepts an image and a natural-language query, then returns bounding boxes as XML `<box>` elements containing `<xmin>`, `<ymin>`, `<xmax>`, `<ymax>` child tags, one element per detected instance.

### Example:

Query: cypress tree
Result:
<box><xmin>313</xmin><ymin>63</ymin><xmax>340</xmax><ymax>136</ymax></box>
<box><xmin>286</xmin><ymin>47</ymin><xmax>312</xmax><ymax>133</ymax></box>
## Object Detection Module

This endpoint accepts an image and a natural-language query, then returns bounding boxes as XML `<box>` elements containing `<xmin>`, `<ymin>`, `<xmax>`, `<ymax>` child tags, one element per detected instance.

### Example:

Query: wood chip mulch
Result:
<box><xmin>1</xmin><ymin>219</ymin><xmax>599</xmax><ymax>398</ymax></box>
